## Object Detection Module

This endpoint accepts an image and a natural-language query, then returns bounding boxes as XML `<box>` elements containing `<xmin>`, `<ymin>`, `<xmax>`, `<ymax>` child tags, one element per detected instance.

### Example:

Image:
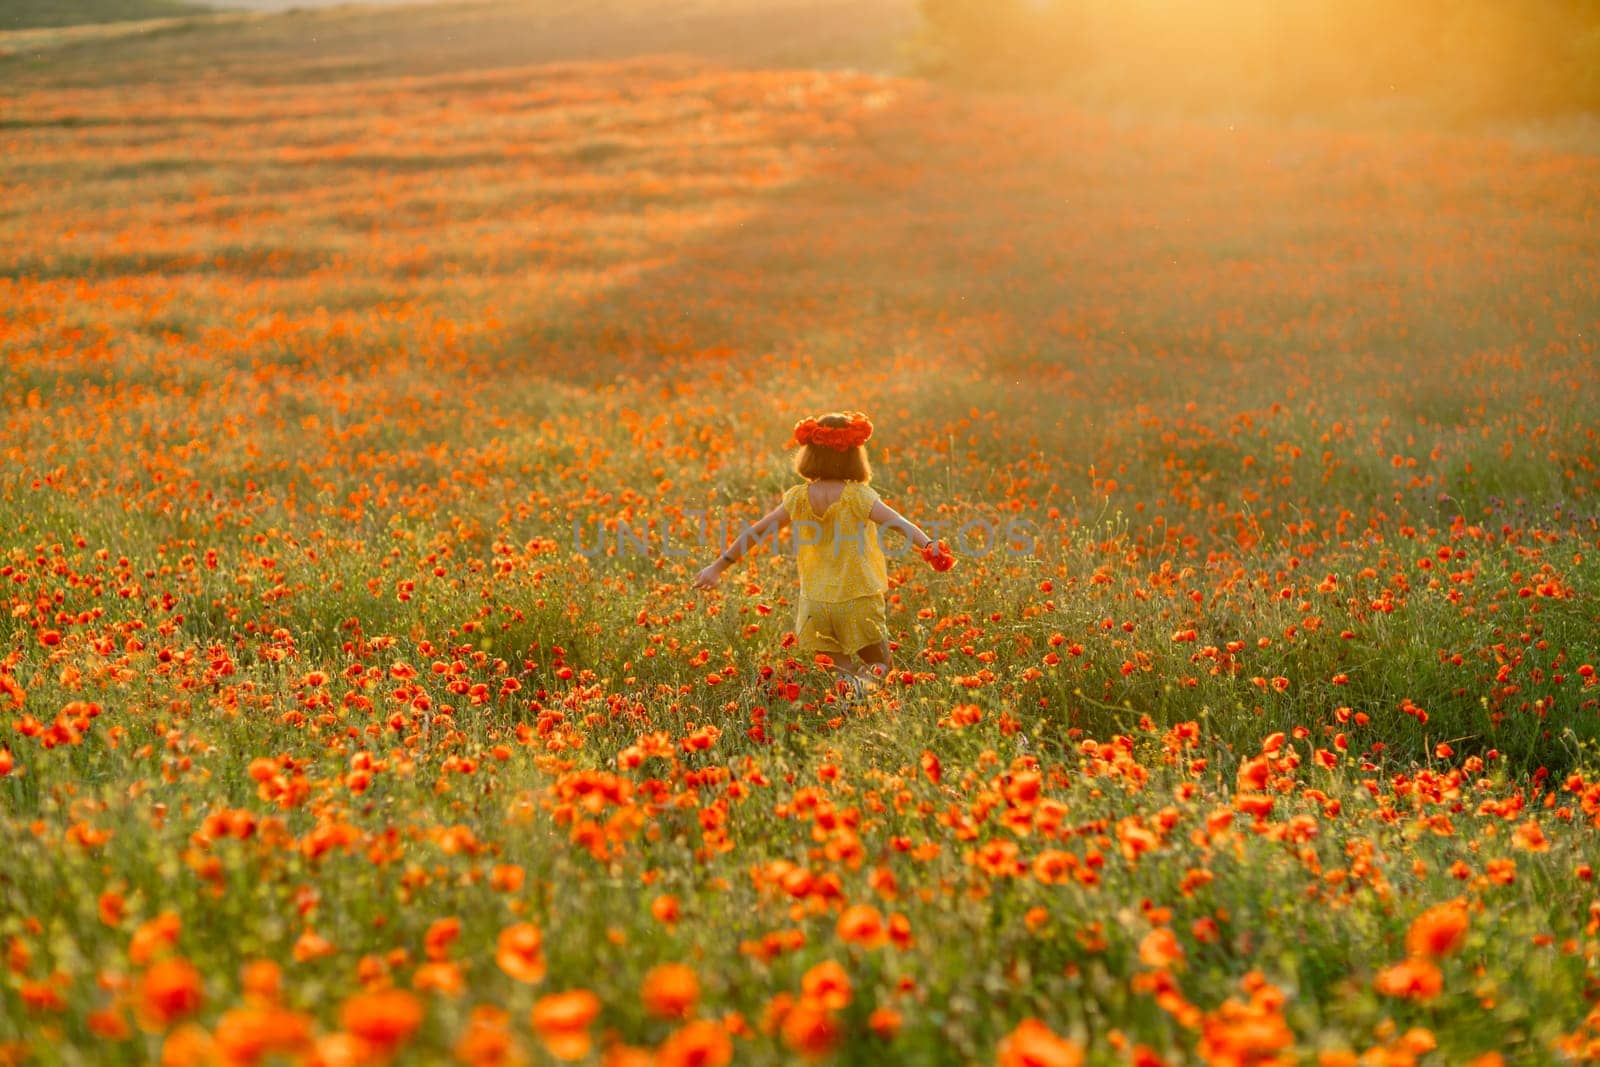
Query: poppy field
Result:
<box><xmin>2</xmin><ymin>2</ymin><xmax>1600</xmax><ymax>1063</ymax></box>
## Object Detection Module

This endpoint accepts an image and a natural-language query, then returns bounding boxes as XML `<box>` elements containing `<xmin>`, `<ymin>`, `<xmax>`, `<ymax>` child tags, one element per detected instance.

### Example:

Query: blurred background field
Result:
<box><xmin>3</xmin><ymin>0</ymin><xmax>1600</xmax><ymax>1063</ymax></box>
<box><xmin>913</xmin><ymin>0</ymin><xmax>1600</xmax><ymax>119</ymax></box>
<box><xmin>9</xmin><ymin>0</ymin><xmax>1600</xmax><ymax>124</ymax></box>
<box><xmin>0</xmin><ymin>0</ymin><xmax>915</xmax><ymax>79</ymax></box>
<box><xmin>1</xmin><ymin>0</ymin><xmax>207</xmax><ymax>29</ymax></box>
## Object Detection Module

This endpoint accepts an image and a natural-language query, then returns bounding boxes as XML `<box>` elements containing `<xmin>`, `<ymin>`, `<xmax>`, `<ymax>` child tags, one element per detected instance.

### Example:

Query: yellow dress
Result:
<box><xmin>782</xmin><ymin>481</ymin><xmax>889</xmax><ymax>657</ymax></box>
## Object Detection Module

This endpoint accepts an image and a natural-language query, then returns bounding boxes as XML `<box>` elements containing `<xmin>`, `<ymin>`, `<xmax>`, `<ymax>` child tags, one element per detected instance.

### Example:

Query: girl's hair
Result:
<box><xmin>793</xmin><ymin>413</ymin><xmax>872</xmax><ymax>483</ymax></box>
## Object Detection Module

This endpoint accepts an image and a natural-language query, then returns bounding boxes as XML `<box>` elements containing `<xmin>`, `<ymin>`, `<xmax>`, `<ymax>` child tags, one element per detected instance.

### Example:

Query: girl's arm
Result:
<box><xmin>872</xmin><ymin>500</ymin><xmax>955</xmax><ymax>570</ymax></box>
<box><xmin>868</xmin><ymin>500</ymin><xmax>934</xmax><ymax>551</ymax></box>
<box><xmin>693</xmin><ymin>503</ymin><xmax>791</xmax><ymax>589</ymax></box>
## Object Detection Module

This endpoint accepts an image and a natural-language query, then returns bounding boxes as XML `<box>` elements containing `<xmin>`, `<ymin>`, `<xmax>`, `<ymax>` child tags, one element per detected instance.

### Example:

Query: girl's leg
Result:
<box><xmin>854</xmin><ymin>642</ymin><xmax>891</xmax><ymax>683</ymax></box>
<box><xmin>813</xmin><ymin>602</ymin><xmax>863</xmax><ymax>690</ymax></box>
<box><xmin>799</xmin><ymin>597</ymin><xmax>858</xmax><ymax>687</ymax></box>
<box><xmin>850</xmin><ymin>598</ymin><xmax>892</xmax><ymax>684</ymax></box>
<box><xmin>820</xmin><ymin>655</ymin><xmax>868</xmax><ymax>703</ymax></box>
<box><xmin>855</xmin><ymin>641</ymin><xmax>890</xmax><ymax>668</ymax></box>
<box><xmin>826</xmin><ymin>653</ymin><xmax>860</xmax><ymax>676</ymax></box>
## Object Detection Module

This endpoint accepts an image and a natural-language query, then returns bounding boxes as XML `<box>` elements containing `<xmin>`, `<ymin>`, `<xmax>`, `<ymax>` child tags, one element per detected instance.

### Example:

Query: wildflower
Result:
<box><xmin>212</xmin><ymin>1006</ymin><xmax>314</xmax><ymax>1063</ymax></box>
<box><xmin>836</xmin><ymin>904</ymin><xmax>887</xmax><ymax>948</ymax></box>
<box><xmin>424</xmin><ymin>917</ymin><xmax>462</xmax><ymax>960</ymax></box>
<box><xmin>1374</xmin><ymin>958</ymin><xmax>1443</xmax><ymax>1001</ymax></box>
<box><xmin>129</xmin><ymin>912</ymin><xmax>182</xmax><ymax>965</ymax></box>
<box><xmin>779</xmin><ymin>1000</ymin><xmax>840</xmax><ymax>1060</ymax></box>
<box><xmin>1138</xmin><ymin>927</ymin><xmax>1184</xmax><ymax>970</ymax></box>
<box><xmin>339</xmin><ymin>988</ymin><xmax>424</xmax><ymax>1053</ymax></box>
<box><xmin>138</xmin><ymin>958</ymin><xmax>204</xmax><ymax>1030</ymax></box>
<box><xmin>454</xmin><ymin>1006</ymin><xmax>523</xmax><ymax>1067</ymax></box>
<box><xmin>800</xmin><ymin>960</ymin><xmax>852</xmax><ymax>1010</ymax></box>
<box><xmin>293</xmin><ymin>929</ymin><xmax>336</xmax><ymax>963</ymax></box>
<box><xmin>413</xmin><ymin>961</ymin><xmax>466</xmax><ymax>997</ymax></box>
<box><xmin>530</xmin><ymin>990</ymin><xmax>601</xmax><ymax>1061</ymax></box>
<box><xmin>490</xmin><ymin>865</ymin><xmax>526</xmax><ymax>893</ymax></box>
<box><xmin>868</xmin><ymin>1007</ymin><xmax>903</xmax><ymax>1039</ymax></box>
<box><xmin>651</xmin><ymin>894</ymin><xmax>681</xmax><ymax>927</ymax></box>
<box><xmin>642</xmin><ymin>963</ymin><xmax>700</xmax><ymax>1020</ymax></box>
<box><xmin>1195</xmin><ymin>978</ymin><xmax>1294</xmax><ymax>1065</ymax></box>
<box><xmin>240</xmin><ymin>960</ymin><xmax>282</xmax><ymax>1005</ymax></box>
<box><xmin>161</xmin><ymin>1024</ymin><xmax>215</xmax><ymax>1067</ymax></box>
<box><xmin>1405</xmin><ymin>899</ymin><xmax>1469</xmax><ymax>958</ymax></box>
<box><xmin>996</xmin><ymin>1019</ymin><xmax>1085</xmax><ymax>1067</ymax></box>
<box><xmin>99</xmin><ymin>891</ymin><xmax>126</xmax><ymax>927</ymax></box>
<box><xmin>20</xmin><ymin>977</ymin><xmax>67</xmax><ymax>1014</ymax></box>
<box><xmin>495</xmin><ymin>923</ymin><xmax>546</xmax><ymax>983</ymax></box>
<box><xmin>921</xmin><ymin>540</ymin><xmax>957</xmax><ymax>571</ymax></box>
<box><xmin>306</xmin><ymin>1032</ymin><xmax>373</xmax><ymax>1067</ymax></box>
<box><xmin>656</xmin><ymin>1020</ymin><xmax>733</xmax><ymax>1067</ymax></box>
<box><xmin>1512</xmin><ymin>820</ymin><xmax>1550</xmax><ymax>852</ymax></box>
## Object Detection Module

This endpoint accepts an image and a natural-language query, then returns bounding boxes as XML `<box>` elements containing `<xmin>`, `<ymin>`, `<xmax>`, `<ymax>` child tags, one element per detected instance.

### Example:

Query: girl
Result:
<box><xmin>694</xmin><ymin>411</ymin><xmax>954</xmax><ymax>686</ymax></box>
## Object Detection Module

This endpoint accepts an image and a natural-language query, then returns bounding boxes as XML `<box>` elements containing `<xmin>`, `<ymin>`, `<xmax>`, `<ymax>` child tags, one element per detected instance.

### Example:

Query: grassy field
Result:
<box><xmin>0</xmin><ymin>0</ymin><xmax>211</xmax><ymax>30</ymax></box>
<box><xmin>0</xmin><ymin>0</ymin><xmax>914</xmax><ymax>83</ymax></box>
<box><xmin>3</xmin><ymin>1</ymin><xmax>1599</xmax><ymax>1063</ymax></box>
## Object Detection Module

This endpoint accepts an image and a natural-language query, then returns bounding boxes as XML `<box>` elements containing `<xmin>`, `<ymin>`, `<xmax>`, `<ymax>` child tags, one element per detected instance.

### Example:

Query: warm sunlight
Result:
<box><xmin>917</xmin><ymin>0</ymin><xmax>1598</xmax><ymax>116</ymax></box>
<box><xmin>2</xmin><ymin>0</ymin><xmax>1597</xmax><ymax>1064</ymax></box>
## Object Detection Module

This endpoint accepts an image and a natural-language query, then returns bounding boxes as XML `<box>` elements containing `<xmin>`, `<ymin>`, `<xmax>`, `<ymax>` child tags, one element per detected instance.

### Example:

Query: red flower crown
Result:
<box><xmin>791</xmin><ymin>411</ymin><xmax>873</xmax><ymax>452</ymax></box>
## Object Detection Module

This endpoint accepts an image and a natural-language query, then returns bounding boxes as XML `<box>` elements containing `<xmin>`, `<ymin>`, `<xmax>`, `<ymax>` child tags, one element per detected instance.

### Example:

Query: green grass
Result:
<box><xmin>1</xmin><ymin>4</ymin><xmax>1598</xmax><ymax>1062</ymax></box>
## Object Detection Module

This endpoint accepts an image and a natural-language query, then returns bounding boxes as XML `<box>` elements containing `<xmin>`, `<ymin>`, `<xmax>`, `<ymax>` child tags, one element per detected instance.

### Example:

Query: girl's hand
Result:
<box><xmin>920</xmin><ymin>539</ymin><xmax>956</xmax><ymax>572</ymax></box>
<box><xmin>693</xmin><ymin>563</ymin><xmax>725</xmax><ymax>589</ymax></box>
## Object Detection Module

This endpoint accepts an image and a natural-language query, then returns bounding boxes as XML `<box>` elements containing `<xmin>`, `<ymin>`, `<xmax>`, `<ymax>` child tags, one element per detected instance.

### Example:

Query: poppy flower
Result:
<box><xmin>642</xmin><ymin>963</ymin><xmax>700</xmax><ymax>1020</ymax></box>
<box><xmin>339</xmin><ymin>988</ymin><xmax>424</xmax><ymax>1052</ymax></box>
<box><xmin>1374</xmin><ymin>958</ymin><xmax>1444</xmax><ymax>1001</ymax></box>
<box><xmin>1405</xmin><ymin>899</ymin><xmax>1469</xmax><ymax>958</ymax></box>
<box><xmin>160</xmin><ymin>1024</ymin><xmax>216</xmax><ymax>1067</ymax></box>
<box><xmin>413</xmin><ymin>961</ymin><xmax>466</xmax><ymax>997</ymax></box>
<box><xmin>1512</xmin><ymin>820</ymin><xmax>1550</xmax><ymax>852</ymax></box>
<box><xmin>779</xmin><ymin>1000</ymin><xmax>841</xmax><ymax>1060</ymax></box>
<box><xmin>921</xmin><ymin>539</ymin><xmax>957</xmax><ymax>572</ymax></box>
<box><xmin>531</xmin><ymin>990</ymin><xmax>601</xmax><ymax>1061</ymax></box>
<box><xmin>138</xmin><ymin>957</ymin><xmax>204</xmax><ymax>1030</ymax></box>
<box><xmin>495</xmin><ymin>923</ymin><xmax>547</xmax><ymax>984</ymax></box>
<box><xmin>996</xmin><ymin>1019</ymin><xmax>1085</xmax><ymax>1067</ymax></box>
<box><xmin>424</xmin><ymin>917</ymin><xmax>461</xmax><ymax>960</ymax></box>
<box><xmin>651</xmin><ymin>894</ymin><xmax>681</xmax><ymax>927</ymax></box>
<box><xmin>1138</xmin><ymin>927</ymin><xmax>1184</xmax><ymax>970</ymax></box>
<box><xmin>129</xmin><ymin>912</ymin><xmax>182</xmax><ymax>966</ymax></box>
<box><xmin>836</xmin><ymin>904</ymin><xmax>887</xmax><ymax>948</ymax></box>
<box><xmin>87</xmin><ymin>1007</ymin><xmax>132</xmax><ymax>1040</ymax></box>
<box><xmin>657</xmin><ymin>1019</ymin><xmax>733</xmax><ymax>1067</ymax></box>
<box><xmin>212</xmin><ymin>1006</ymin><xmax>314</xmax><ymax>1063</ymax></box>
<box><xmin>98</xmin><ymin>891</ymin><xmax>126</xmax><ymax>927</ymax></box>
<box><xmin>799</xmin><ymin>960</ymin><xmax>852</xmax><ymax>1011</ymax></box>
<box><xmin>455</xmin><ymin>1009</ymin><xmax>524</xmax><ymax>1066</ymax></box>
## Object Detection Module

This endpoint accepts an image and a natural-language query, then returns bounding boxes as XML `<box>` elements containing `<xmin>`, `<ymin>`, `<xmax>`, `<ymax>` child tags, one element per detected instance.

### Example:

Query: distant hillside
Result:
<box><xmin>0</xmin><ymin>0</ymin><xmax>916</xmax><ymax>89</ymax></box>
<box><xmin>204</xmin><ymin>0</ymin><xmax>432</xmax><ymax>8</ymax></box>
<box><xmin>2</xmin><ymin>0</ymin><xmax>210</xmax><ymax>29</ymax></box>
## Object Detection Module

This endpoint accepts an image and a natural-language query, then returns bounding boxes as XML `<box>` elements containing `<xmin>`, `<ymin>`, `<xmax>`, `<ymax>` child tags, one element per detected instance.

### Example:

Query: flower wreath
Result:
<box><xmin>791</xmin><ymin>411</ymin><xmax>873</xmax><ymax>452</ymax></box>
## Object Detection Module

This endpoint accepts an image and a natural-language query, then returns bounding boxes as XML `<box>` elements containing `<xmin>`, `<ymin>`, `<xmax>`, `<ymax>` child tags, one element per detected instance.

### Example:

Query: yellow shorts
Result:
<box><xmin>796</xmin><ymin>594</ymin><xmax>887</xmax><ymax>659</ymax></box>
